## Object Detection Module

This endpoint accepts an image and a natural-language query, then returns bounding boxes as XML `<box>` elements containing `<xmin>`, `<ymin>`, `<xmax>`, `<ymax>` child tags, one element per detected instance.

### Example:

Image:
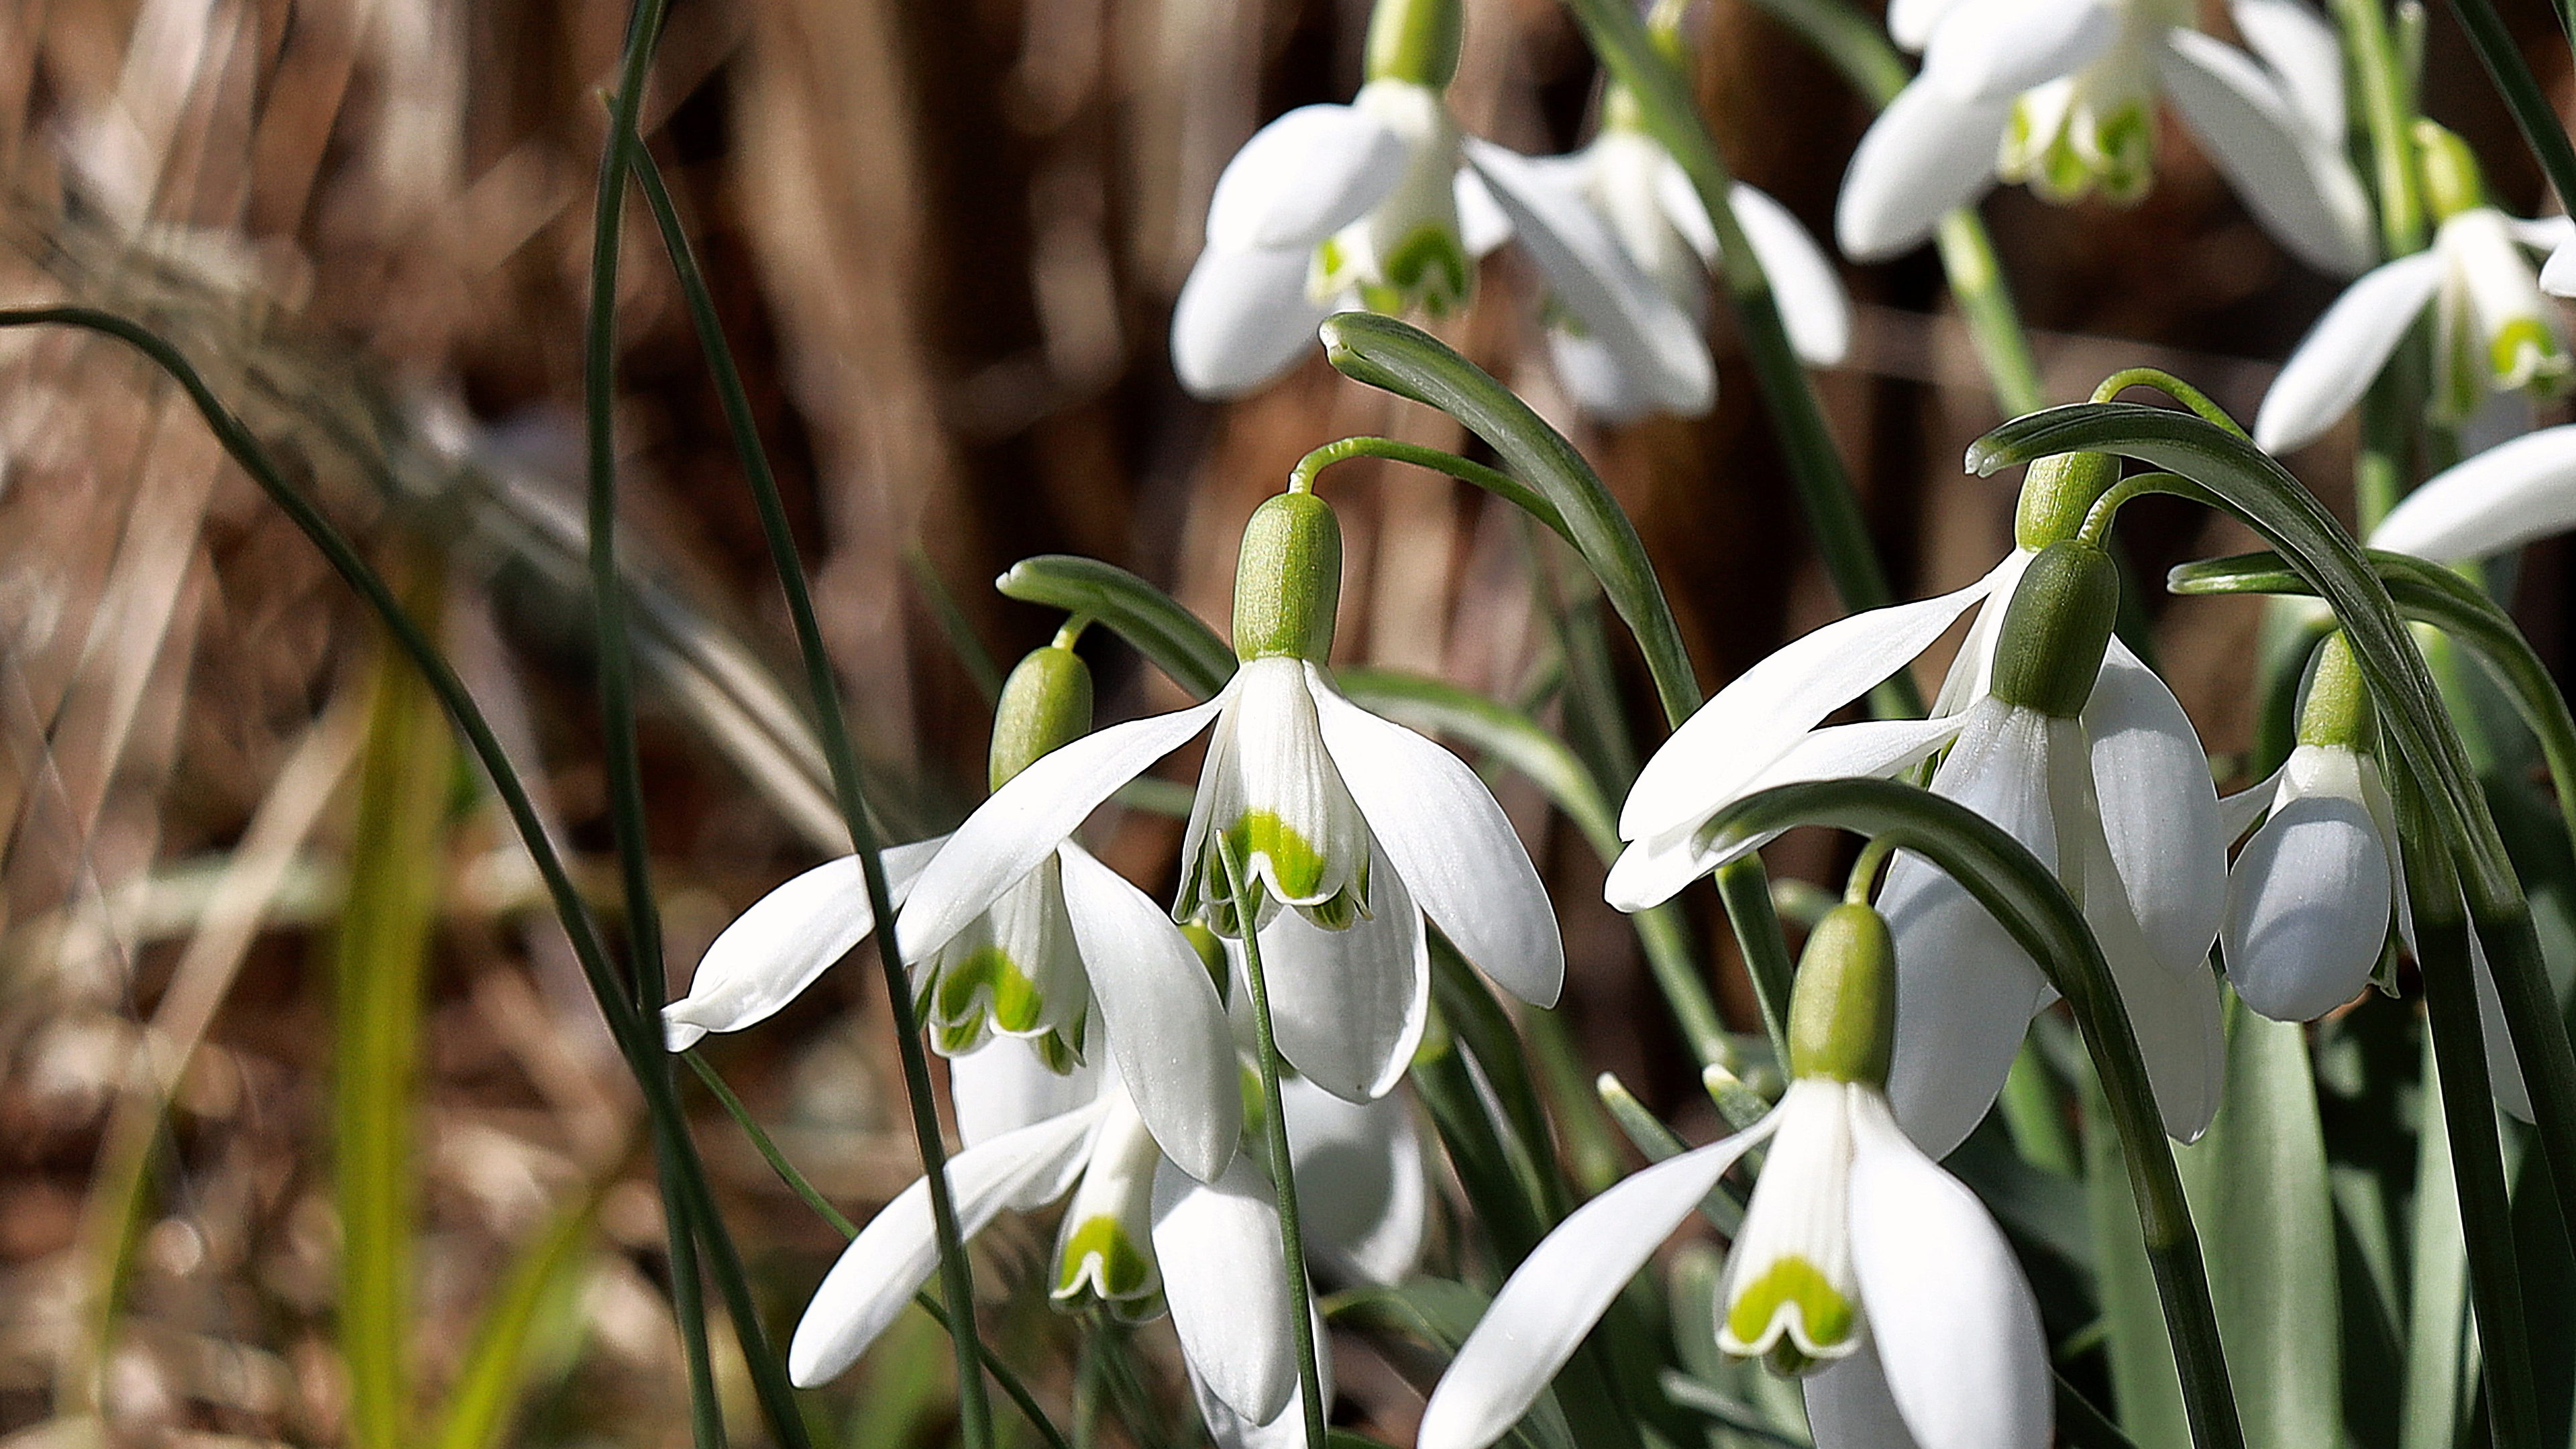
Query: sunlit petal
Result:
<box><xmin>1256</xmin><ymin>850</ymin><xmax>1429</xmax><ymax>1102</ymax></box>
<box><xmin>1154</xmin><ymin>1157</ymin><xmax>1302</xmax><ymax>1425</ymax></box>
<box><xmin>1922</xmin><ymin>0</ymin><xmax>2118</xmax><ymax>101</ymax></box>
<box><xmin>663</xmin><ymin>836</ymin><xmax>947</xmax><ymax>1050</ymax></box>
<box><xmin>1207</xmin><ymin>104</ymin><xmax>1409</xmax><ymax>251</ymax></box>
<box><xmin>2157</xmin><ymin>31</ymin><xmax>2373</xmax><ymax>276</ymax></box>
<box><xmin>1733</xmin><ymin>182</ymin><xmax>1852</xmax><ymax>367</ymax></box>
<box><xmin>2369</xmin><ymin>423</ymin><xmax>2576</xmax><ymax>561</ymax></box>
<box><xmin>1283</xmin><ymin>1075</ymin><xmax>1428</xmax><ymax>1287</ymax></box>
<box><xmin>1837</xmin><ymin>82</ymin><xmax>2014</xmax><ymax>262</ymax></box>
<box><xmin>2085</xmin><ymin>639</ymin><xmax>2225</xmax><ymax>979</ymax></box>
<box><xmin>2224</xmin><ymin>746</ymin><xmax>2391</xmax><ymax>1022</ymax></box>
<box><xmin>1173</xmin><ymin>248</ymin><xmax>1340</xmax><ymax>399</ymax></box>
<box><xmin>2253</xmin><ymin>251</ymin><xmax>2444</xmax><ymax>453</ymax></box>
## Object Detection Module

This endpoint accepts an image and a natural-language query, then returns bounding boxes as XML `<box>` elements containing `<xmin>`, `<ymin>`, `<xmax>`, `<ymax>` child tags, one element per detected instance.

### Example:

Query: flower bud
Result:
<box><xmin>2296</xmin><ymin>631</ymin><xmax>2371</xmax><ymax>750</ymax></box>
<box><xmin>2012</xmin><ymin>451</ymin><xmax>2118</xmax><ymax>550</ymax></box>
<box><xmin>1786</xmin><ymin>902</ymin><xmax>1896</xmax><ymax>1085</ymax></box>
<box><xmin>989</xmin><ymin>643</ymin><xmax>1095</xmax><ymax>791</ymax></box>
<box><xmin>2416</xmin><ymin>120</ymin><xmax>2488</xmax><ymax>225</ymax></box>
<box><xmin>1364</xmin><ymin>0</ymin><xmax>1462</xmax><ymax>89</ymax></box>
<box><xmin>1988</xmin><ymin>539</ymin><xmax>2118</xmax><ymax>718</ymax></box>
<box><xmin>1232</xmin><ymin>491</ymin><xmax>1344</xmax><ymax>663</ymax></box>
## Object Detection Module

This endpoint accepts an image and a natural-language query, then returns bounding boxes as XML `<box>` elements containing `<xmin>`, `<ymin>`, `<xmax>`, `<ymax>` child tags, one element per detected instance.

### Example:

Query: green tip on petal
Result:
<box><xmin>989</xmin><ymin>645</ymin><xmax>1095</xmax><ymax>790</ymax></box>
<box><xmin>1723</xmin><ymin>1255</ymin><xmax>1858</xmax><ymax>1371</ymax></box>
<box><xmin>1787</xmin><ymin>904</ymin><xmax>1896</xmax><ymax>1085</ymax></box>
<box><xmin>1055</xmin><ymin>1216</ymin><xmax>1158</xmax><ymax>1303</ymax></box>
<box><xmin>1233</xmin><ymin>492</ymin><xmax>1344</xmax><ymax>663</ymax></box>
<box><xmin>1988</xmin><ymin>539</ymin><xmax>2119</xmax><ymax>718</ymax></box>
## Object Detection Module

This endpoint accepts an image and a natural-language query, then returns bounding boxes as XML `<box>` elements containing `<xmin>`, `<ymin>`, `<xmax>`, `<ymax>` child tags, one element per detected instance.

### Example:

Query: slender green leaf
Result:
<box><xmin>2403</xmin><ymin>1021</ymin><xmax>2474</xmax><ymax>1449</ymax></box>
<box><xmin>430</xmin><ymin>1191</ymin><xmax>602</xmax><ymax>1449</ymax></box>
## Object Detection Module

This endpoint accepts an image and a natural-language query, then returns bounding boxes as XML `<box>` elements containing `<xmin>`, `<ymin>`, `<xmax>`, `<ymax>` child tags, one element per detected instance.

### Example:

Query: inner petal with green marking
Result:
<box><xmin>1723</xmin><ymin>1256</ymin><xmax>1858</xmax><ymax>1374</ymax></box>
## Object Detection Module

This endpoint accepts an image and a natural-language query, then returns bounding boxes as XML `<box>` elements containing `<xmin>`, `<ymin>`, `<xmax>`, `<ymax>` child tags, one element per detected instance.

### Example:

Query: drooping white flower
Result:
<box><xmin>2369</xmin><ymin>423</ymin><xmax>2576</xmax><ymax>563</ymax></box>
<box><xmin>1837</xmin><ymin>0</ymin><xmax>2372</xmax><ymax>276</ymax></box>
<box><xmin>895</xmin><ymin>492</ymin><xmax>1563</xmax><ymax>1116</ymax></box>
<box><xmin>1418</xmin><ymin>904</ymin><xmax>2049</xmax><ymax>1449</ymax></box>
<box><xmin>1611</xmin><ymin>541</ymin><xmax>2227</xmax><ymax>1156</ymax></box>
<box><xmin>2254</xmin><ymin>123</ymin><xmax>2574</xmax><ymax>454</ymax></box>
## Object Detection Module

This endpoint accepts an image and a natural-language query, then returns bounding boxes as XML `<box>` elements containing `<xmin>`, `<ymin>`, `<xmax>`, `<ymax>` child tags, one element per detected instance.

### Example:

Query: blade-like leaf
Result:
<box><xmin>996</xmin><ymin>555</ymin><xmax>1235</xmax><ymax>702</ymax></box>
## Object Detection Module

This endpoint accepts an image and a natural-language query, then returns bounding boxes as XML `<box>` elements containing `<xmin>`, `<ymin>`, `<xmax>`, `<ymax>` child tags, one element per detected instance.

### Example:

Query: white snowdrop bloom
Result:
<box><xmin>2370</xmin><ymin>424</ymin><xmax>2576</xmax><ymax>564</ymax></box>
<box><xmin>1417</xmin><ymin>904</ymin><xmax>2049</xmax><ymax>1449</ymax></box>
<box><xmin>895</xmin><ymin>492</ymin><xmax>1563</xmax><ymax>1120</ymax></box>
<box><xmin>2256</xmin><ymin>127</ymin><xmax>2574</xmax><ymax>454</ymax></box>
<box><xmin>1838</xmin><ymin>0</ymin><xmax>2371</xmax><ymax>276</ymax></box>
<box><xmin>1613</xmin><ymin>541</ymin><xmax>2227</xmax><ymax>1156</ymax></box>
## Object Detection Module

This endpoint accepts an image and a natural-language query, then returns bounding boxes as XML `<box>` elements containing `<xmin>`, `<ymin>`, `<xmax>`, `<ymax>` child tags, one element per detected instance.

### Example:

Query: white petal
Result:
<box><xmin>1805</xmin><ymin>1342</ymin><xmax>1928</xmax><ymax>1449</ymax></box>
<box><xmin>1455</xmin><ymin>167</ymin><xmax>1513</xmax><ymax>258</ymax></box>
<box><xmin>1549</xmin><ymin>329</ymin><xmax>1665</xmax><ymax>423</ymax></box>
<box><xmin>2369</xmin><ymin>423</ymin><xmax>2576</xmax><ymax>560</ymax></box>
<box><xmin>1172</xmin><ymin>247</ymin><xmax>1340</xmax><ymax>399</ymax></box>
<box><xmin>2224</xmin><ymin>780</ymin><xmax>2391</xmax><ymax>1022</ymax></box>
<box><xmin>1890</xmin><ymin>0</ymin><xmax>1970</xmax><ymax>51</ymax></box>
<box><xmin>1187</xmin><ymin>1302</ymin><xmax>1336</xmax><ymax>1449</ymax></box>
<box><xmin>1733</xmin><ymin>182</ymin><xmax>1851</xmax><ymax>367</ymax></box>
<box><xmin>1929</xmin><ymin>547</ymin><xmax>2036</xmax><ymax>717</ymax></box>
<box><xmin>2253</xmin><ymin>251</ymin><xmax>2445</xmax><ymax>453</ymax></box>
<box><xmin>896</xmin><ymin>695</ymin><xmax>1227</xmax><ymax>961</ymax></box>
<box><xmin>2216</xmin><ymin>759</ymin><xmax>2291</xmax><ymax>843</ymax></box>
<box><xmin>1837</xmin><ymin>83</ymin><xmax>2012</xmax><ymax>262</ymax></box>
<box><xmin>2074</xmin><ymin>781</ymin><xmax>2226</xmax><ymax>1143</ymax></box>
<box><xmin>1845</xmin><ymin>1093</ymin><xmax>2051</xmax><ymax>1449</ymax></box>
<box><xmin>2470</xmin><ymin>932</ymin><xmax>2535</xmax><ymax>1121</ymax></box>
<box><xmin>1057</xmin><ymin>843</ymin><xmax>1242</xmax><ymax>1183</ymax></box>
<box><xmin>1922</xmin><ymin>0</ymin><xmax>2118</xmax><ymax>101</ymax></box>
<box><xmin>788</xmin><ymin>1105</ymin><xmax>1103</xmax><ymax>1386</ymax></box>
<box><xmin>1466</xmin><ymin>138</ymin><xmax>1715</xmax><ymax>417</ymax></box>
<box><xmin>1256</xmin><ymin>850</ymin><xmax>1429</xmax><ymax>1102</ymax></box>
<box><xmin>2510</xmin><ymin>214</ymin><xmax>2576</xmax><ymax>253</ymax></box>
<box><xmin>2157</xmin><ymin>31</ymin><xmax>2375</xmax><ymax>277</ymax></box>
<box><xmin>1283</xmin><ymin>1075</ymin><xmax>1428</xmax><ymax>1287</ymax></box>
<box><xmin>1208</xmin><ymin>105</ymin><xmax>1410</xmax><ymax>252</ymax></box>
<box><xmin>663</xmin><ymin>837</ymin><xmax>947</xmax><ymax>1049</ymax></box>
<box><xmin>951</xmin><ymin>1034</ymin><xmax>1104</xmax><ymax>1157</ymax></box>
<box><xmin>1415</xmin><ymin>1126</ymin><xmax>1776</xmax><ymax>1449</ymax></box>
<box><xmin>2542</xmin><ymin>236</ymin><xmax>2576</xmax><ymax>297</ymax></box>
<box><xmin>1311</xmin><ymin>669</ymin><xmax>1565</xmax><ymax>1008</ymax></box>
<box><xmin>1654</xmin><ymin>156</ymin><xmax>1721</xmax><ymax>262</ymax></box>
<box><xmin>1623</xmin><ymin>557</ymin><xmax>2013</xmax><ymax>843</ymax></box>
<box><xmin>2085</xmin><ymin>640</ymin><xmax>2226</xmax><ymax>979</ymax></box>
<box><xmin>1154</xmin><ymin>1156</ymin><xmax>1302</xmax><ymax>1425</ymax></box>
<box><xmin>2228</xmin><ymin>0</ymin><xmax>2347</xmax><ymax>144</ymax></box>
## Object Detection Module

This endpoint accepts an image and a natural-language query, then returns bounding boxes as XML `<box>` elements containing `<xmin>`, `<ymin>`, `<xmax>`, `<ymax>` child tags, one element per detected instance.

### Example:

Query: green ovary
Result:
<box><xmin>1725</xmin><ymin>1256</ymin><xmax>1857</xmax><ymax>1369</ymax></box>
<box><xmin>1055</xmin><ymin>1216</ymin><xmax>1155</xmax><ymax>1301</ymax></box>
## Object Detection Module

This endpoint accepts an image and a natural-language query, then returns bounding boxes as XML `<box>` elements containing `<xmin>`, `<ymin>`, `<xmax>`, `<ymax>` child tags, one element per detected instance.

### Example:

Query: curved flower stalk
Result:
<box><xmin>792</xmin><ymin>1040</ymin><xmax>1420</xmax><ymax>1436</ymax></box>
<box><xmin>665</xmin><ymin>637</ymin><xmax>1242</xmax><ymax>1185</ymax></box>
<box><xmin>2370</xmin><ymin>422</ymin><xmax>2576</xmax><ymax>563</ymax></box>
<box><xmin>1418</xmin><ymin>903</ymin><xmax>2049</xmax><ymax>1449</ymax></box>
<box><xmin>1612</xmin><ymin>541</ymin><xmax>2226</xmax><ymax>1156</ymax></box>
<box><xmin>1170</xmin><ymin>0</ymin><xmax>1718</xmax><ymax>410</ymax></box>
<box><xmin>2255</xmin><ymin>125</ymin><xmax>2575</xmax><ymax>454</ymax></box>
<box><xmin>896</xmin><ymin>490</ymin><xmax>1564</xmax><ymax>1114</ymax></box>
<box><xmin>1837</xmin><ymin>0</ymin><xmax>2371</xmax><ymax>276</ymax></box>
<box><xmin>1485</xmin><ymin>85</ymin><xmax>1850</xmax><ymax>421</ymax></box>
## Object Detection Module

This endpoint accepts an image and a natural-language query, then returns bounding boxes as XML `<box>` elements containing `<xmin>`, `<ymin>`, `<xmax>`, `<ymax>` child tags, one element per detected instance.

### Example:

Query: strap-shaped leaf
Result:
<box><xmin>996</xmin><ymin>555</ymin><xmax>1234</xmax><ymax>701</ymax></box>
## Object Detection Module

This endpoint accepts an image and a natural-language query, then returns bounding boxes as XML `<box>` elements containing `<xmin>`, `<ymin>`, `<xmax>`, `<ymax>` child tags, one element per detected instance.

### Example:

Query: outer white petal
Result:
<box><xmin>2085</xmin><ymin>639</ymin><xmax>2226</xmax><ymax>979</ymax></box>
<box><xmin>951</xmin><ymin>1034</ymin><xmax>1103</xmax><ymax>1161</ymax></box>
<box><xmin>1654</xmin><ymin>157</ymin><xmax>1721</xmax><ymax>262</ymax></box>
<box><xmin>1256</xmin><ymin>850</ymin><xmax>1429</xmax><ymax>1102</ymax></box>
<box><xmin>1466</xmin><ymin>138</ymin><xmax>1715</xmax><ymax>417</ymax></box>
<box><xmin>1311</xmin><ymin>671</ymin><xmax>1564</xmax><ymax>1008</ymax></box>
<box><xmin>1207</xmin><ymin>104</ymin><xmax>1410</xmax><ymax>252</ymax></box>
<box><xmin>1173</xmin><ymin>247</ymin><xmax>1339</xmax><ymax>399</ymax></box>
<box><xmin>2216</xmin><ymin>760</ymin><xmax>2291</xmax><ymax>843</ymax></box>
<box><xmin>2369</xmin><ymin>424</ymin><xmax>2576</xmax><ymax>561</ymax></box>
<box><xmin>2542</xmin><ymin>235</ymin><xmax>2576</xmax><ymax>298</ymax></box>
<box><xmin>1837</xmin><ymin>81</ymin><xmax>2014</xmax><ymax>262</ymax></box>
<box><xmin>1805</xmin><ymin>1342</ymin><xmax>1928</xmax><ymax>1449</ymax></box>
<box><xmin>1623</xmin><ymin>557</ymin><xmax>2013</xmax><ymax>843</ymax></box>
<box><xmin>1603</xmin><ymin>715</ymin><xmax>1966</xmax><ymax>910</ymax></box>
<box><xmin>1154</xmin><ymin>1157</ymin><xmax>1301</xmax><ymax>1425</ymax></box>
<box><xmin>2228</xmin><ymin>0</ymin><xmax>2347</xmax><ymax>144</ymax></box>
<box><xmin>789</xmin><ymin>1106</ymin><xmax>1104</xmax><ymax>1386</ymax></box>
<box><xmin>2074</xmin><ymin>774</ymin><xmax>2226</xmax><ymax>1143</ymax></box>
<box><xmin>1283</xmin><ymin>1075</ymin><xmax>1427</xmax><ymax>1287</ymax></box>
<box><xmin>663</xmin><ymin>837</ymin><xmax>947</xmax><ymax>1049</ymax></box>
<box><xmin>1415</xmin><ymin>1126</ymin><xmax>1776</xmax><ymax>1449</ymax></box>
<box><xmin>1549</xmin><ymin>330</ymin><xmax>1666</xmax><ymax>423</ymax></box>
<box><xmin>1921</xmin><ymin>0</ymin><xmax>2119</xmax><ymax>101</ymax></box>
<box><xmin>2224</xmin><ymin>776</ymin><xmax>2390</xmax><ymax>1021</ymax></box>
<box><xmin>2470</xmin><ymin>932</ymin><xmax>2536</xmax><ymax>1122</ymax></box>
<box><xmin>2508</xmin><ymin>213</ymin><xmax>2576</xmax><ymax>254</ymax></box>
<box><xmin>1455</xmin><ymin>167</ymin><xmax>1513</xmax><ymax>258</ymax></box>
<box><xmin>1889</xmin><ymin>0</ymin><xmax>1970</xmax><ymax>52</ymax></box>
<box><xmin>1845</xmin><ymin>1093</ymin><xmax>2051</xmax><ymax>1449</ymax></box>
<box><xmin>896</xmin><ymin>694</ymin><xmax>1228</xmax><ymax>961</ymax></box>
<box><xmin>2157</xmin><ymin>31</ymin><xmax>2374</xmax><ymax>277</ymax></box>
<box><xmin>1930</xmin><ymin>547</ymin><xmax>2036</xmax><ymax>716</ymax></box>
<box><xmin>1057</xmin><ymin>843</ymin><xmax>1242</xmax><ymax>1183</ymax></box>
<box><xmin>2252</xmin><ymin>251</ymin><xmax>2445</xmax><ymax>453</ymax></box>
<box><xmin>1733</xmin><ymin>182</ymin><xmax>1851</xmax><ymax>367</ymax></box>
<box><xmin>1187</xmin><ymin>1302</ymin><xmax>1335</xmax><ymax>1449</ymax></box>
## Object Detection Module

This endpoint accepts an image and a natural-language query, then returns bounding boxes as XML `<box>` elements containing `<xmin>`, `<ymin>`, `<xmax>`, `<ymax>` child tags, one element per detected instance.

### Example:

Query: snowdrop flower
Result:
<box><xmin>1418</xmin><ymin>902</ymin><xmax>2049</xmax><ymax>1449</ymax></box>
<box><xmin>2368</xmin><ymin>422</ymin><xmax>2576</xmax><ymax>564</ymax></box>
<box><xmin>665</xmin><ymin>636</ymin><xmax>1243</xmax><ymax>1185</ymax></box>
<box><xmin>2218</xmin><ymin>637</ymin><xmax>2532</xmax><ymax>1114</ymax></box>
<box><xmin>1837</xmin><ymin>0</ymin><xmax>2371</xmax><ymax>276</ymax></box>
<box><xmin>896</xmin><ymin>490</ymin><xmax>1562</xmax><ymax>1116</ymax></box>
<box><xmin>2257</xmin><ymin>125</ymin><xmax>2575</xmax><ymax>454</ymax></box>
<box><xmin>1612</xmin><ymin>539</ymin><xmax>2226</xmax><ymax>1156</ymax></box>
<box><xmin>1495</xmin><ymin>83</ymin><xmax>1849</xmax><ymax>421</ymax></box>
<box><xmin>1171</xmin><ymin>0</ymin><xmax>1716</xmax><ymax>411</ymax></box>
<box><xmin>793</xmin><ymin>1037</ymin><xmax>1418</xmax><ymax>1438</ymax></box>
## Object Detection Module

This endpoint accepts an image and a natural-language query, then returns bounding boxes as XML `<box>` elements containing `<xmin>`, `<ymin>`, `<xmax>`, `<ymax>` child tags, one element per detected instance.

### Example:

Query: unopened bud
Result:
<box><xmin>1233</xmin><ymin>491</ymin><xmax>1344</xmax><ymax>663</ymax></box>
<box><xmin>1989</xmin><ymin>539</ymin><xmax>2119</xmax><ymax>718</ymax></box>
<box><xmin>989</xmin><ymin>643</ymin><xmax>1095</xmax><ymax>790</ymax></box>
<box><xmin>1786</xmin><ymin>903</ymin><xmax>1895</xmax><ymax>1085</ymax></box>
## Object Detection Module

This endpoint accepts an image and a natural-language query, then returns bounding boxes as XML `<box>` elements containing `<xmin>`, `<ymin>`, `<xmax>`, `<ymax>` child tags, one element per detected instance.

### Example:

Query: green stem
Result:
<box><xmin>2331</xmin><ymin>0</ymin><xmax>2426</xmax><ymax>259</ymax></box>
<box><xmin>1287</xmin><ymin>436</ymin><xmax>1570</xmax><ymax>539</ymax></box>
<box><xmin>629</xmin><ymin>138</ymin><xmax>994</xmax><ymax>1446</ymax></box>
<box><xmin>656</xmin><ymin>1159</ymin><xmax>724</xmax><ymax>1449</ymax></box>
<box><xmin>2445</xmin><ymin>0</ymin><xmax>2576</xmax><ymax>215</ymax></box>
<box><xmin>0</xmin><ymin>305</ymin><xmax>810</xmax><ymax>1449</ymax></box>
<box><xmin>1218</xmin><ymin>837</ymin><xmax>1328</xmax><ymax>1449</ymax></box>
<box><xmin>1714</xmin><ymin>856</ymin><xmax>1794</xmax><ymax>1069</ymax></box>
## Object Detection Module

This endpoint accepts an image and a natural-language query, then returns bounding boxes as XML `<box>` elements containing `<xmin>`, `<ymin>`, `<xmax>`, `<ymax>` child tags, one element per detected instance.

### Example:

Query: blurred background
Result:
<box><xmin>0</xmin><ymin>0</ymin><xmax>2568</xmax><ymax>1441</ymax></box>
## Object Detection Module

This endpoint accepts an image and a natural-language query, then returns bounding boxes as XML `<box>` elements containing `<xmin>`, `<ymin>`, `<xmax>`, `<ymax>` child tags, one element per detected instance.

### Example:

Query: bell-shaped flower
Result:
<box><xmin>2369</xmin><ymin>422</ymin><xmax>2576</xmax><ymax>563</ymax></box>
<box><xmin>792</xmin><ymin>1038</ymin><xmax>1419</xmax><ymax>1438</ymax></box>
<box><xmin>1417</xmin><ymin>904</ymin><xmax>2049</xmax><ymax>1449</ymax></box>
<box><xmin>895</xmin><ymin>492</ymin><xmax>1563</xmax><ymax>1120</ymax></box>
<box><xmin>1837</xmin><ymin>0</ymin><xmax>2371</xmax><ymax>276</ymax></box>
<box><xmin>1613</xmin><ymin>541</ymin><xmax>2226</xmax><ymax>1157</ymax></box>
<box><xmin>2256</xmin><ymin>126</ymin><xmax>2574</xmax><ymax>454</ymax></box>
